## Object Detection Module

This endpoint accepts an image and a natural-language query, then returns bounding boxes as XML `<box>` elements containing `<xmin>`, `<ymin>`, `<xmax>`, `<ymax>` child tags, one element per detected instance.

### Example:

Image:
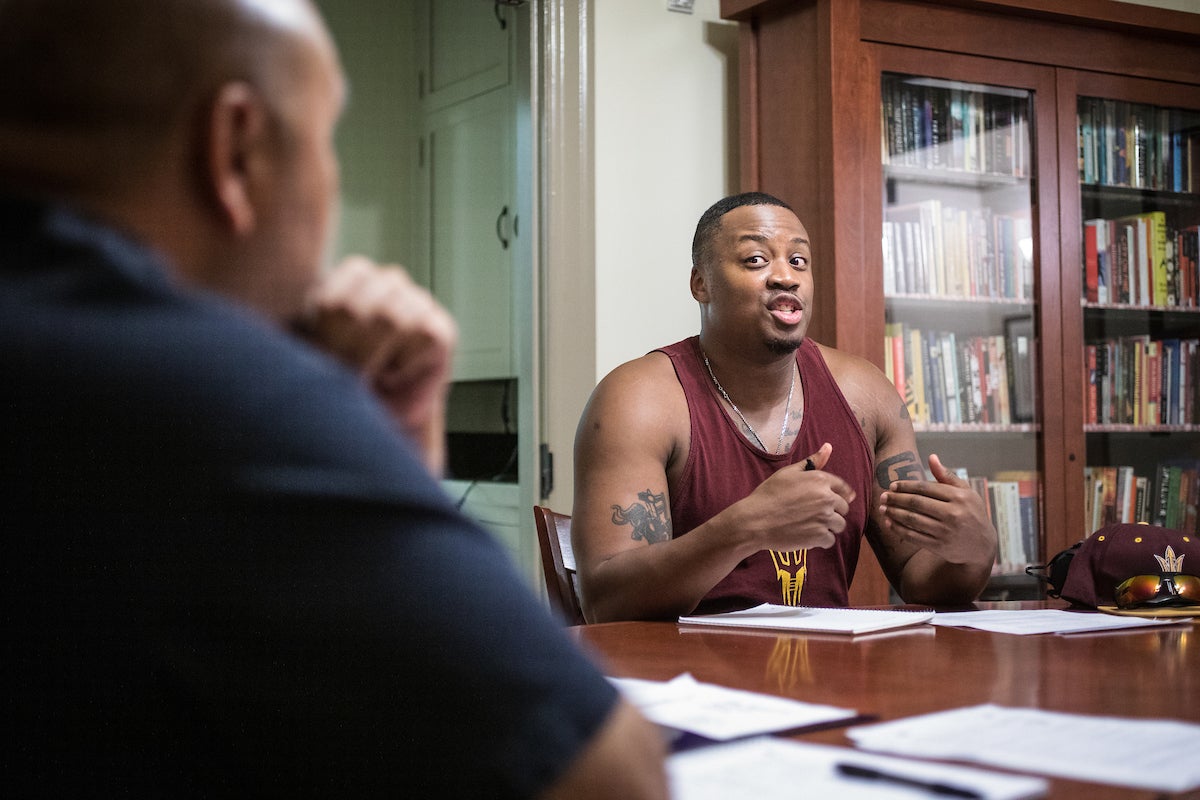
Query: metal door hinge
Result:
<box><xmin>539</xmin><ymin>443</ymin><xmax>554</xmax><ymax>499</ymax></box>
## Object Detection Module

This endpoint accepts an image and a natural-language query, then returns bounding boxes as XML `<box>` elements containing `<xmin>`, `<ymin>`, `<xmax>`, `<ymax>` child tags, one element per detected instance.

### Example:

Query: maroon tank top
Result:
<box><xmin>658</xmin><ymin>336</ymin><xmax>873</xmax><ymax>613</ymax></box>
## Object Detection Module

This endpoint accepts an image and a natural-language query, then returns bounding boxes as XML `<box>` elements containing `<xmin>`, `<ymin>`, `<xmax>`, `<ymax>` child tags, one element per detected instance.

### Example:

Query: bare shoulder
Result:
<box><xmin>814</xmin><ymin>342</ymin><xmax>908</xmax><ymax>447</ymax></box>
<box><xmin>577</xmin><ymin>351</ymin><xmax>688</xmax><ymax>461</ymax></box>
<box><xmin>816</xmin><ymin>342</ymin><xmax>896</xmax><ymax>407</ymax></box>
<box><xmin>583</xmin><ymin>351</ymin><xmax>683</xmax><ymax>421</ymax></box>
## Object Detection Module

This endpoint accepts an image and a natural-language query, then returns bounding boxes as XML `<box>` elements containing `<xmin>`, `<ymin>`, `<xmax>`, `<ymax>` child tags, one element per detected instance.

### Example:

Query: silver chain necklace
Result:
<box><xmin>702</xmin><ymin>350</ymin><xmax>795</xmax><ymax>454</ymax></box>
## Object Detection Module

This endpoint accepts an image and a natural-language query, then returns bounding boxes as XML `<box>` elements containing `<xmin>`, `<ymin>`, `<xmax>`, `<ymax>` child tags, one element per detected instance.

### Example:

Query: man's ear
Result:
<box><xmin>690</xmin><ymin>266</ymin><xmax>709</xmax><ymax>302</ymax></box>
<box><xmin>205</xmin><ymin>82</ymin><xmax>271</xmax><ymax>236</ymax></box>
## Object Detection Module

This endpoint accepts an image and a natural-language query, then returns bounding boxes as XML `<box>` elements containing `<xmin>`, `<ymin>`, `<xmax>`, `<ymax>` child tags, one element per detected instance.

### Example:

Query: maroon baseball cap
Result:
<box><xmin>1057</xmin><ymin>523</ymin><xmax>1199</xmax><ymax>608</ymax></box>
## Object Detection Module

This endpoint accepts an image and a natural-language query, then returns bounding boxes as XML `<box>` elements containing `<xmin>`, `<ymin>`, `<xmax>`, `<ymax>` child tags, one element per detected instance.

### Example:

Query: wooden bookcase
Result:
<box><xmin>720</xmin><ymin>0</ymin><xmax>1200</xmax><ymax>605</ymax></box>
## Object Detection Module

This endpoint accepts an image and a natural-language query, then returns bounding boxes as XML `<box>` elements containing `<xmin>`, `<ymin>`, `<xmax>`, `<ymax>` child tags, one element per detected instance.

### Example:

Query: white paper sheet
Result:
<box><xmin>678</xmin><ymin>604</ymin><xmax>935</xmax><ymax>634</ymax></box>
<box><xmin>610</xmin><ymin>673</ymin><xmax>857</xmax><ymax>740</ymax></box>
<box><xmin>930</xmin><ymin>608</ymin><xmax>1193</xmax><ymax>635</ymax></box>
<box><xmin>668</xmin><ymin>737</ymin><xmax>1048</xmax><ymax>800</ymax></box>
<box><xmin>848</xmin><ymin>704</ymin><xmax>1200</xmax><ymax>793</ymax></box>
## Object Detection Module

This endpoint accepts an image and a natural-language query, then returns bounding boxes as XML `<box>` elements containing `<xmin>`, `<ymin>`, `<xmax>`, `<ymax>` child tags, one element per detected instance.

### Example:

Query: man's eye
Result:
<box><xmin>746</xmin><ymin>255</ymin><xmax>767</xmax><ymax>266</ymax></box>
<box><xmin>791</xmin><ymin>255</ymin><xmax>809</xmax><ymax>268</ymax></box>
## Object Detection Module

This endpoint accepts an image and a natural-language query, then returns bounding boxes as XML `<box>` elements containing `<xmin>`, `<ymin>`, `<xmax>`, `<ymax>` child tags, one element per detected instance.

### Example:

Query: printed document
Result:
<box><xmin>669</xmin><ymin>737</ymin><xmax>1048</xmax><ymax>800</ymax></box>
<box><xmin>931</xmin><ymin>608</ymin><xmax>1193</xmax><ymax>635</ymax></box>
<box><xmin>610</xmin><ymin>673</ymin><xmax>857</xmax><ymax>741</ymax></box>
<box><xmin>849</xmin><ymin>704</ymin><xmax>1200</xmax><ymax>793</ymax></box>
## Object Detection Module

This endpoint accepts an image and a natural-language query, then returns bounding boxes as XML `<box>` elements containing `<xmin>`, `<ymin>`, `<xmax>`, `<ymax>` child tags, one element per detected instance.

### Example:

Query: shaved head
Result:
<box><xmin>691</xmin><ymin>191</ymin><xmax>794</xmax><ymax>274</ymax></box>
<box><xmin>0</xmin><ymin>0</ymin><xmax>333</xmax><ymax>195</ymax></box>
<box><xmin>0</xmin><ymin>0</ymin><xmax>346</xmax><ymax>322</ymax></box>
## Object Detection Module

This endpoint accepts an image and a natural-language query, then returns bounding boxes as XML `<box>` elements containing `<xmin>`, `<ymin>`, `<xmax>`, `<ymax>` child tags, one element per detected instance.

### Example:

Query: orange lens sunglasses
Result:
<box><xmin>1114</xmin><ymin>573</ymin><xmax>1200</xmax><ymax>609</ymax></box>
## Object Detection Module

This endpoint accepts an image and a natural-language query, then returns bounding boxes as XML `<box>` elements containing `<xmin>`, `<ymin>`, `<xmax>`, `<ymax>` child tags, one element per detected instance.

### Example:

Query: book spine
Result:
<box><xmin>927</xmin><ymin>334</ymin><xmax>945</xmax><ymax>425</ymax></box>
<box><xmin>959</xmin><ymin>338</ymin><xmax>983</xmax><ymax>424</ymax></box>
<box><xmin>1018</xmin><ymin>478</ymin><xmax>1039</xmax><ymax>565</ymax></box>
<box><xmin>1135</xmin><ymin>476</ymin><xmax>1149</xmax><ymax>524</ymax></box>
<box><xmin>1091</xmin><ymin>471</ymin><xmax>1107</xmax><ymax>534</ymax></box>
<box><xmin>909</xmin><ymin>326</ymin><xmax>926</xmax><ymax>424</ymax></box>
<box><xmin>888</xmin><ymin>323</ymin><xmax>906</xmax><ymax>402</ymax></box>
<box><xmin>942</xmin><ymin>334</ymin><xmax>961</xmax><ymax>425</ymax></box>
<box><xmin>1154</xmin><ymin>465</ymin><xmax>1172</xmax><ymax>526</ymax></box>
<box><xmin>1138</xmin><ymin>216</ymin><xmax>1152</xmax><ymax>306</ymax></box>
<box><xmin>1166</xmin><ymin>226</ymin><xmax>1179</xmax><ymax>307</ymax></box>
<box><xmin>1117</xmin><ymin>466</ymin><xmax>1136</xmax><ymax>524</ymax></box>
<box><xmin>1165</xmin><ymin>467</ymin><xmax>1182</xmax><ymax>530</ymax></box>
<box><xmin>1084</xmin><ymin>219</ymin><xmax>1100</xmax><ymax>304</ymax></box>
<box><xmin>1113</xmin><ymin>220</ymin><xmax>1129</xmax><ymax>305</ymax></box>
<box><xmin>1146</xmin><ymin>340</ymin><xmax>1161</xmax><ymax>426</ymax></box>
<box><xmin>1085</xmin><ymin>345</ymin><xmax>1098</xmax><ymax>425</ymax></box>
<box><xmin>1151</xmin><ymin>211</ymin><xmax>1168</xmax><ymax>306</ymax></box>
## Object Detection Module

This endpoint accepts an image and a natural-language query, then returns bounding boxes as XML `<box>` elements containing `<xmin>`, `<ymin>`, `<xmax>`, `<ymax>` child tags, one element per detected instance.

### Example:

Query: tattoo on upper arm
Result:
<box><xmin>610</xmin><ymin>489</ymin><xmax>671</xmax><ymax>544</ymax></box>
<box><xmin>897</xmin><ymin>397</ymin><xmax>910</xmax><ymax>420</ymax></box>
<box><xmin>875</xmin><ymin>450</ymin><xmax>921</xmax><ymax>489</ymax></box>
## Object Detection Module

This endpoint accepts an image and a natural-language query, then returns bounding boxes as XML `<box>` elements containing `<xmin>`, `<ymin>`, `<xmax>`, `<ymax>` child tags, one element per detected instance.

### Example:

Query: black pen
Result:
<box><xmin>835</xmin><ymin>762</ymin><xmax>984</xmax><ymax>799</ymax></box>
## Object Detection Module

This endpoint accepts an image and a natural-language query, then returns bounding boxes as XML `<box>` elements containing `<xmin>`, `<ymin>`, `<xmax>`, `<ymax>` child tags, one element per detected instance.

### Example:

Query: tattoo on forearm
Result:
<box><xmin>875</xmin><ymin>450</ymin><xmax>921</xmax><ymax>489</ymax></box>
<box><xmin>611</xmin><ymin>489</ymin><xmax>671</xmax><ymax>544</ymax></box>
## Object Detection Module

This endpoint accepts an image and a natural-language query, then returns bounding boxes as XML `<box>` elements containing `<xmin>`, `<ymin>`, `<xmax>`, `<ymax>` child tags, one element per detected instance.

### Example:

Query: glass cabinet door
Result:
<box><xmin>1075</xmin><ymin>96</ymin><xmax>1200</xmax><ymax>536</ymax></box>
<box><xmin>880</xmin><ymin>74</ymin><xmax>1041</xmax><ymax>586</ymax></box>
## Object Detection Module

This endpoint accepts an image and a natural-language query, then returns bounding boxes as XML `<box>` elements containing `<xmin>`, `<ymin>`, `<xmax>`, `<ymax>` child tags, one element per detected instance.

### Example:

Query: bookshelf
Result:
<box><xmin>1062</xmin><ymin>76</ymin><xmax>1200</xmax><ymax>541</ymax></box>
<box><xmin>882</xmin><ymin>73</ymin><xmax>1041</xmax><ymax>577</ymax></box>
<box><xmin>721</xmin><ymin>0</ymin><xmax>1200</xmax><ymax>604</ymax></box>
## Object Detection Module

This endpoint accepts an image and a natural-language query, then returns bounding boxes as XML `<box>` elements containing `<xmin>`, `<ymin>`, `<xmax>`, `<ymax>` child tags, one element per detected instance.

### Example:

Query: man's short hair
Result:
<box><xmin>691</xmin><ymin>191</ymin><xmax>793</xmax><ymax>271</ymax></box>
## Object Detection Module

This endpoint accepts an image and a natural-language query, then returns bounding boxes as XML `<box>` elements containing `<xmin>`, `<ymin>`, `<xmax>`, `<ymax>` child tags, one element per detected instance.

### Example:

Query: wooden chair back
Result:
<box><xmin>533</xmin><ymin>505</ymin><xmax>586</xmax><ymax>625</ymax></box>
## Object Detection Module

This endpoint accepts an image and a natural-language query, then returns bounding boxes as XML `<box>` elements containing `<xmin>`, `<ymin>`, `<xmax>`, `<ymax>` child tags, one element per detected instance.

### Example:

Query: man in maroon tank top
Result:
<box><xmin>572</xmin><ymin>192</ymin><xmax>998</xmax><ymax>623</ymax></box>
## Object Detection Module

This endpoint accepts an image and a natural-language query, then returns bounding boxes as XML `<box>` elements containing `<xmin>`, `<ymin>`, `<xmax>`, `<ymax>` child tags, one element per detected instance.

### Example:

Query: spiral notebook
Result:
<box><xmin>678</xmin><ymin>603</ymin><xmax>935</xmax><ymax>635</ymax></box>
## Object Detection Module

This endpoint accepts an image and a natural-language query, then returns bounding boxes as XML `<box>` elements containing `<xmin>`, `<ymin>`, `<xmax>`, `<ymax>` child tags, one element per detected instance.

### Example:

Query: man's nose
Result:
<box><xmin>766</xmin><ymin>260</ymin><xmax>799</xmax><ymax>289</ymax></box>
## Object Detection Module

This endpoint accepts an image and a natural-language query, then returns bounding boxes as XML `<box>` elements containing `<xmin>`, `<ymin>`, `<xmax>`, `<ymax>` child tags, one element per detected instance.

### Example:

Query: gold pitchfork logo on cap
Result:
<box><xmin>1154</xmin><ymin>546</ymin><xmax>1185</xmax><ymax>573</ymax></box>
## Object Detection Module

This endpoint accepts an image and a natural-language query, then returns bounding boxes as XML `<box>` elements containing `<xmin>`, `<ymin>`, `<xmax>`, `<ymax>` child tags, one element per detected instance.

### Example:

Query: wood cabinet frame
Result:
<box><xmin>722</xmin><ymin>0</ymin><xmax>1200</xmax><ymax>604</ymax></box>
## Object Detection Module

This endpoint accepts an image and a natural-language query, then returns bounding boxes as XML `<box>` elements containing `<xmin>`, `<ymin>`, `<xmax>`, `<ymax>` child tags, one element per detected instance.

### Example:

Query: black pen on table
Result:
<box><xmin>835</xmin><ymin>762</ymin><xmax>984</xmax><ymax>799</ymax></box>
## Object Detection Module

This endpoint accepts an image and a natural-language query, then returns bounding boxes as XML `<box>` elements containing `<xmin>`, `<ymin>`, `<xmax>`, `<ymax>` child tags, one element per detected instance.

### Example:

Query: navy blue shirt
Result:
<box><xmin>0</xmin><ymin>196</ymin><xmax>616</xmax><ymax>797</ymax></box>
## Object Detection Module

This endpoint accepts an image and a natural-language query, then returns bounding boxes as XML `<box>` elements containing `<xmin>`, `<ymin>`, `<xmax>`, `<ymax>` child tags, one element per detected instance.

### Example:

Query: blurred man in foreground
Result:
<box><xmin>0</xmin><ymin>1</ymin><xmax>667</xmax><ymax>796</ymax></box>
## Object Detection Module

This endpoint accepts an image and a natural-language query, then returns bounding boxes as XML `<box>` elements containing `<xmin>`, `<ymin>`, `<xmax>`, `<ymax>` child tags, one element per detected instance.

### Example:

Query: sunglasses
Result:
<box><xmin>1113</xmin><ymin>573</ymin><xmax>1200</xmax><ymax>609</ymax></box>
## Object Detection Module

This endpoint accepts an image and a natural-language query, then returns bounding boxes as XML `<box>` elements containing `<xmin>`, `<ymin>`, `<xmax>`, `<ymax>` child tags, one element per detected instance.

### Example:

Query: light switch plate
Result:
<box><xmin>668</xmin><ymin>0</ymin><xmax>694</xmax><ymax>13</ymax></box>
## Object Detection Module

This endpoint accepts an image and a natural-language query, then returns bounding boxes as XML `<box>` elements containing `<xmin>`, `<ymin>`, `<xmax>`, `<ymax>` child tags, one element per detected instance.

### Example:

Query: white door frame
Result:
<box><xmin>533</xmin><ymin>0</ymin><xmax>593</xmax><ymax>516</ymax></box>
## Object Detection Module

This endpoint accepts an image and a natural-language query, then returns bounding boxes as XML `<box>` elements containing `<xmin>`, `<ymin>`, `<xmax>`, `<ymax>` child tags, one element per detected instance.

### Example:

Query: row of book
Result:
<box><xmin>1084</xmin><ymin>462</ymin><xmax>1200</xmax><ymax>535</ymax></box>
<box><xmin>882</xmin><ymin>77</ymin><xmax>1031</xmax><ymax>177</ymax></box>
<box><xmin>885</xmin><ymin>324</ymin><xmax>1035</xmax><ymax>427</ymax></box>
<box><xmin>1083</xmin><ymin>212</ymin><xmax>1199</xmax><ymax>307</ymax></box>
<box><xmin>884</xmin><ymin>201</ymin><xmax>1033</xmax><ymax>300</ymax></box>
<box><xmin>1077</xmin><ymin>97</ymin><xmax>1200</xmax><ymax>192</ymax></box>
<box><xmin>966</xmin><ymin>472</ymin><xmax>1040</xmax><ymax>572</ymax></box>
<box><xmin>1083</xmin><ymin>336</ymin><xmax>1199</xmax><ymax>427</ymax></box>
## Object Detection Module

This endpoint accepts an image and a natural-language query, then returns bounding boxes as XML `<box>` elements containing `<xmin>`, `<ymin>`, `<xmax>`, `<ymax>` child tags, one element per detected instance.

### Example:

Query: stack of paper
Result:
<box><xmin>678</xmin><ymin>604</ymin><xmax>935</xmax><ymax>635</ymax></box>
<box><xmin>931</xmin><ymin>609</ymin><xmax>1194</xmax><ymax>635</ymax></box>
<box><xmin>669</xmin><ymin>737</ymin><xmax>1048</xmax><ymax>799</ymax></box>
<box><xmin>849</xmin><ymin>704</ymin><xmax>1200</xmax><ymax>794</ymax></box>
<box><xmin>610</xmin><ymin>673</ymin><xmax>857</xmax><ymax>741</ymax></box>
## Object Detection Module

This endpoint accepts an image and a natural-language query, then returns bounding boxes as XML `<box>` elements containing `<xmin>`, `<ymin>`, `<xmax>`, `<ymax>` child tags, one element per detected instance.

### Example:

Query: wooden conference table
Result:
<box><xmin>570</xmin><ymin>602</ymin><xmax>1199</xmax><ymax>800</ymax></box>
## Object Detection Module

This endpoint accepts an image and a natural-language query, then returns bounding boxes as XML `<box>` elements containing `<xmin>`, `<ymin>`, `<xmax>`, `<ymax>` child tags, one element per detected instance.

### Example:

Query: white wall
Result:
<box><xmin>592</xmin><ymin>0</ymin><xmax>739</xmax><ymax>381</ymax></box>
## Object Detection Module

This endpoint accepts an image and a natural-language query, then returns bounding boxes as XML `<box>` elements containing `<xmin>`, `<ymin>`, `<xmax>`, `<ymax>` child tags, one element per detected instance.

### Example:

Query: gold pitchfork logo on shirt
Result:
<box><xmin>770</xmin><ymin>549</ymin><xmax>807</xmax><ymax>605</ymax></box>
